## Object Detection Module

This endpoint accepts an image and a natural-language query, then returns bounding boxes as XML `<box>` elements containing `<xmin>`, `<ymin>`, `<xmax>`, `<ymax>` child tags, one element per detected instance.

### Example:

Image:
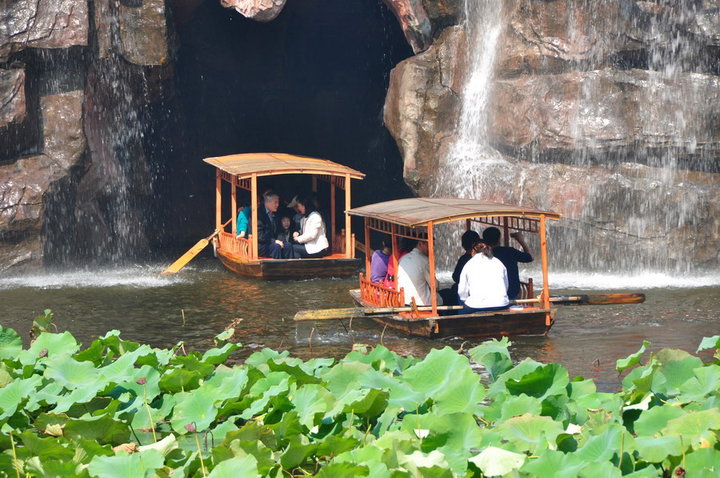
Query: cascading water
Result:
<box><xmin>431</xmin><ymin>0</ymin><xmax>720</xmax><ymax>279</ymax></box>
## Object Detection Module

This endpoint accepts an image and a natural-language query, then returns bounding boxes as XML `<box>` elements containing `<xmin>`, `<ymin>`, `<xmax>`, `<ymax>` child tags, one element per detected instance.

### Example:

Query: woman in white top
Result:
<box><xmin>457</xmin><ymin>240</ymin><xmax>509</xmax><ymax>313</ymax></box>
<box><xmin>291</xmin><ymin>195</ymin><xmax>330</xmax><ymax>258</ymax></box>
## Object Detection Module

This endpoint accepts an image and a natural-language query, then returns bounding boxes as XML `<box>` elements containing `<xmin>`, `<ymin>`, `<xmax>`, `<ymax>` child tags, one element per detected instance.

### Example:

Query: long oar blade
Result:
<box><xmin>161</xmin><ymin>238</ymin><xmax>211</xmax><ymax>276</ymax></box>
<box><xmin>294</xmin><ymin>307</ymin><xmax>369</xmax><ymax>321</ymax></box>
<box><xmin>577</xmin><ymin>293</ymin><xmax>646</xmax><ymax>305</ymax></box>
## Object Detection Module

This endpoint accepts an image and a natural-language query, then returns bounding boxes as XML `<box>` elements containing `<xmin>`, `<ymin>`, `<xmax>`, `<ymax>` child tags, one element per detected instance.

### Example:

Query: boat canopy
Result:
<box><xmin>203</xmin><ymin>152</ymin><xmax>365</xmax><ymax>180</ymax></box>
<box><xmin>347</xmin><ymin>198</ymin><xmax>561</xmax><ymax>227</ymax></box>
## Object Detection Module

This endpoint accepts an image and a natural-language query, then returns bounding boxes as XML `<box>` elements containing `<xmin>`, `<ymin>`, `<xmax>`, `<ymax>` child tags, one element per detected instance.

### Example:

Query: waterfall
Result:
<box><xmin>431</xmin><ymin>0</ymin><xmax>719</xmax><ymax>276</ymax></box>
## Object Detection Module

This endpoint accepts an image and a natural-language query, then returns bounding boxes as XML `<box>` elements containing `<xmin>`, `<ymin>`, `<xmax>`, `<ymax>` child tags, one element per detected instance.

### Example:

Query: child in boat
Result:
<box><xmin>370</xmin><ymin>238</ymin><xmax>391</xmax><ymax>284</ymax></box>
<box><xmin>235</xmin><ymin>206</ymin><xmax>252</xmax><ymax>238</ymax></box>
<box><xmin>276</xmin><ymin>215</ymin><xmax>294</xmax><ymax>246</ymax></box>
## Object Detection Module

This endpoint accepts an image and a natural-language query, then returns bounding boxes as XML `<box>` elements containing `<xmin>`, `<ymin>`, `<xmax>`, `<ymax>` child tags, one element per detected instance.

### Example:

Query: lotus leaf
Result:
<box><xmin>662</xmin><ymin>408</ymin><xmax>720</xmax><ymax>442</ymax></box>
<box><xmin>468</xmin><ymin>337</ymin><xmax>513</xmax><ymax>381</ymax></box>
<box><xmin>315</xmin><ymin>462</ymin><xmax>370</xmax><ymax>477</ymax></box>
<box><xmin>633</xmin><ymin>405</ymin><xmax>686</xmax><ymax>436</ymax></box>
<box><xmin>488</xmin><ymin>358</ymin><xmax>544</xmax><ymax>396</ymax></box>
<box><xmin>494</xmin><ymin>413</ymin><xmax>565</xmax><ymax>454</ymax></box>
<box><xmin>504</xmin><ymin>363</ymin><xmax>569</xmax><ymax>403</ymax></box>
<box><xmin>245</xmin><ymin>348</ymin><xmax>290</xmax><ymax>369</ymax></box>
<box><xmin>171</xmin><ymin>386</ymin><xmax>220</xmax><ymax>433</ymax></box>
<box><xmin>521</xmin><ymin>449</ymin><xmax>586</xmax><ymax>477</ymax></box>
<box><xmin>19</xmin><ymin>332</ymin><xmax>79</xmax><ymax>366</ymax></box>
<box><xmin>0</xmin><ymin>327</ymin><xmax>22</xmax><ymax>360</ymax></box>
<box><xmin>622</xmin><ymin>465</ymin><xmax>662</xmax><ymax>477</ymax></box>
<box><xmin>159</xmin><ymin>368</ymin><xmax>203</xmax><ymax>394</ymax></box>
<box><xmin>25</xmin><ymin>455</ymin><xmax>85</xmax><ymax>477</ymax></box>
<box><xmin>651</xmin><ymin>349</ymin><xmax>703</xmax><ymax>396</ymax></box>
<box><xmin>616</xmin><ymin>341</ymin><xmax>650</xmax><ymax>373</ymax></box>
<box><xmin>207</xmin><ymin>454</ymin><xmax>259</xmax><ymax>478</ymax></box>
<box><xmin>579</xmin><ymin>460</ymin><xmax>622</xmax><ymax>477</ymax></box>
<box><xmin>683</xmin><ymin>447</ymin><xmax>720</xmax><ymax>477</ymax></box>
<box><xmin>397</xmin><ymin>449</ymin><xmax>452</xmax><ymax>477</ymax></box>
<box><xmin>344</xmin><ymin>344</ymin><xmax>414</xmax><ymax>373</ymax></box>
<box><xmin>16</xmin><ymin>430</ymin><xmax>75</xmax><ymax>462</ymax></box>
<box><xmin>676</xmin><ymin>364</ymin><xmax>720</xmax><ymax>402</ymax></box>
<box><xmin>203</xmin><ymin>365</ymin><xmax>249</xmax><ymax>401</ymax></box>
<box><xmin>634</xmin><ymin>435</ymin><xmax>683</xmax><ymax>463</ymax></box>
<box><xmin>280</xmin><ymin>436</ymin><xmax>316</xmax><ymax>469</ymax></box>
<box><xmin>469</xmin><ymin>446</ymin><xmax>525</xmax><ymax>476</ymax></box>
<box><xmin>290</xmin><ymin>383</ymin><xmax>336</xmax><ymax>428</ymax></box>
<box><xmin>267</xmin><ymin>359</ymin><xmax>321</xmax><ymax>385</ymax></box>
<box><xmin>498</xmin><ymin>394</ymin><xmax>543</xmax><ymax>422</ymax></box>
<box><xmin>87</xmin><ymin>449</ymin><xmax>164</xmax><ymax>478</ymax></box>
<box><xmin>0</xmin><ymin>374</ymin><xmax>42</xmax><ymax>420</ymax></box>
<box><xmin>321</xmin><ymin>361</ymin><xmax>373</xmax><ymax>395</ymax></box>
<box><xmin>574</xmin><ymin>425</ymin><xmax>627</xmax><ymax>463</ymax></box>
<box><xmin>63</xmin><ymin>414</ymin><xmax>130</xmax><ymax>445</ymax></box>
<box><xmin>202</xmin><ymin>343</ymin><xmax>240</xmax><ymax>365</ymax></box>
<box><xmin>0</xmin><ymin>366</ymin><xmax>12</xmax><ymax>389</ymax></box>
<box><xmin>239</xmin><ymin>372</ymin><xmax>291</xmax><ymax>420</ymax></box>
<box><xmin>44</xmin><ymin>354</ymin><xmax>100</xmax><ymax>390</ymax></box>
<box><xmin>171</xmin><ymin>353</ymin><xmax>215</xmax><ymax>377</ymax></box>
<box><xmin>697</xmin><ymin>335</ymin><xmax>720</xmax><ymax>353</ymax></box>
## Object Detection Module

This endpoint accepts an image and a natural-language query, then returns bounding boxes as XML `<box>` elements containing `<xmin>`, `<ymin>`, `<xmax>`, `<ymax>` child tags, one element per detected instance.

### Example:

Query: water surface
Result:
<box><xmin>1</xmin><ymin>259</ymin><xmax>718</xmax><ymax>391</ymax></box>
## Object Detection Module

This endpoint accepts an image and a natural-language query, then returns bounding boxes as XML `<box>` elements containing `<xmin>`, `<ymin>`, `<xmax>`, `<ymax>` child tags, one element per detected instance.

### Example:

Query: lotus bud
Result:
<box><xmin>39</xmin><ymin>349</ymin><xmax>48</xmax><ymax>358</ymax></box>
<box><xmin>184</xmin><ymin>423</ymin><xmax>197</xmax><ymax>433</ymax></box>
<box><xmin>136</xmin><ymin>377</ymin><xmax>147</xmax><ymax>385</ymax></box>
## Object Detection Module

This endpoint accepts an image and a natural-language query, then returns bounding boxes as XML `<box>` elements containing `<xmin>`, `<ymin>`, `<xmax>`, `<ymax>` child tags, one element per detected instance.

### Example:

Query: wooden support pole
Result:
<box><xmin>231</xmin><ymin>175</ymin><xmax>237</xmax><ymax>236</ymax></box>
<box><xmin>330</xmin><ymin>180</ymin><xmax>336</xmax><ymax>252</ymax></box>
<box><xmin>428</xmin><ymin>221</ymin><xmax>438</xmax><ymax>315</ymax></box>
<box><xmin>391</xmin><ymin>224</ymin><xmax>399</xmax><ymax>287</ymax></box>
<box><xmin>539</xmin><ymin>215</ymin><xmax>551</xmax><ymax>326</ymax></box>
<box><xmin>364</xmin><ymin>219</ymin><xmax>371</xmax><ymax>276</ymax></box>
<box><xmin>251</xmin><ymin>174</ymin><xmax>258</xmax><ymax>260</ymax></box>
<box><xmin>312</xmin><ymin>175</ymin><xmax>317</xmax><ymax>193</ymax></box>
<box><xmin>215</xmin><ymin>171</ymin><xmax>222</xmax><ymax>230</ymax></box>
<box><xmin>345</xmin><ymin>174</ymin><xmax>352</xmax><ymax>258</ymax></box>
<box><xmin>503</xmin><ymin>217</ymin><xmax>510</xmax><ymax>246</ymax></box>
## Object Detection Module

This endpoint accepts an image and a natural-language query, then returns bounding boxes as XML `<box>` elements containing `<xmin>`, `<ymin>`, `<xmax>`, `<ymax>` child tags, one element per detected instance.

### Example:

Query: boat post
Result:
<box><xmin>345</xmin><ymin>174</ymin><xmax>352</xmax><ymax>258</ymax></box>
<box><xmin>231</xmin><ymin>175</ymin><xmax>237</xmax><ymax>236</ymax></box>
<box><xmin>539</xmin><ymin>214</ymin><xmax>551</xmax><ymax>325</ymax></box>
<box><xmin>330</xmin><ymin>178</ymin><xmax>336</xmax><ymax>252</ymax></box>
<box><xmin>364</xmin><ymin>218</ymin><xmax>371</xmax><ymax>274</ymax></box>
<box><xmin>251</xmin><ymin>174</ymin><xmax>258</xmax><ymax>259</ymax></box>
<box><xmin>428</xmin><ymin>221</ymin><xmax>438</xmax><ymax>315</ymax></box>
<box><xmin>391</xmin><ymin>224</ymin><xmax>398</xmax><ymax>287</ymax></box>
<box><xmin>215</xmin><ymin>170</ymin><xmax>222</xmax><ymax>230</ymax></box>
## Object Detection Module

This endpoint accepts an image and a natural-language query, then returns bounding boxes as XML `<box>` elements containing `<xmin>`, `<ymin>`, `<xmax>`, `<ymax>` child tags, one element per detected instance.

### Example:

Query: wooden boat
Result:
<box><xmin>204</xmin><ymin>153</ymin><xmax>364</xmax><ymax>280</ymax></box>
<box><xmin>345</xmin><ymin>197</ymin><xmax>562</xmax><ymax>339</ymax></box>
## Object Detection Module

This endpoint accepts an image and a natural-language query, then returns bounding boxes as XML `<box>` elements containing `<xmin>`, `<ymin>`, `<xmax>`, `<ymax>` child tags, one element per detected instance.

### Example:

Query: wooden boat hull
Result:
<box><xmin>218</xmin><ymin>249</ymin><xmax>360</xmax><ymax>280</ymax></box>
<box><xmin>350</xmin><ymin>290</ymin><xmax>554</xmax><ymax>339</ymax></box>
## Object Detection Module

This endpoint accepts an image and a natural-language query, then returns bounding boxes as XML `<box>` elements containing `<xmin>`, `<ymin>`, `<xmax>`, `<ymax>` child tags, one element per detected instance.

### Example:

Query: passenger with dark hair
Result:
<box><xmin>440</xmin><ymin>229</ymin><xmax>481</xmax><ymax>307</ymax></box>
<box><xmin>257</xmin><ymin>192</ymin><xmax>293</xmax><ymax>259</ymax></box>
<box><xmin>370</xmin><ymin>238</ymin><xmax>392</xmax><ymax>284</ymax></box>
<box><xmin>385</xmin><ymin>237</ymin><xmax>416</xmax><ymax>287</ymax></box>
<box><xmin>291</xmin><ymin>195</ymin><xmax>330</xmax><ymax>258</ymax></box>
<box><xmin>482</xmin><ymin>226</ymin><xmax>533</xmax><ymax>300</ymax></box>
<box><xmin>397</xmin><ymin>240</ymin><xmax>443</xmax><ymax>307</ymax></box>
<box><xmin>276</xmin><ymin>215</ymin><xmax>294</xmax><ymax>246</ymax></box>
<box><xmin>458</xmin><ymin>239</ymin><xmax>509</xmax><ymax>313</ymax></box>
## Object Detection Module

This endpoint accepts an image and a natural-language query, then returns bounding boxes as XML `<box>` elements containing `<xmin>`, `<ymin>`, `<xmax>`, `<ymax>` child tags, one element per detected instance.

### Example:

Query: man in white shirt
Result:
<box><xmin>396</xmin><ymin>241</ymin><xmax>443</xmax><ymax>307</ymax></box>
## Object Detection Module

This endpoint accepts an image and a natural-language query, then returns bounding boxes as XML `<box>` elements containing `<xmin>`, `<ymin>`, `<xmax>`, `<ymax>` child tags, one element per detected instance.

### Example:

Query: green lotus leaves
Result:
<box><xmin>616</xmin><ymin>340</ymin><xmax>651</xmax><ymax>373</ymax></box>
<box><xmin>1</xmin><ymin>324</ymin><xmax>719</xmax><ymax>477</ymax></box>
<box><xmin>469</xmin><ymin>446</ymin><xmax>526</xmax><ymax>476</ymax></box>
<box><xmin>0</xmin><ymin>327</ymin><xmax>22</xmax><ymax>360</ymax></box>
<box><xmin>697</xmin><ymin>335</ymin><xmax>720</xmax><ymax>353</ymax></box>
<box><xmin>88</xmin><ymin>449</ymin><xmax>165</xmax><ymax>478</ymax></box>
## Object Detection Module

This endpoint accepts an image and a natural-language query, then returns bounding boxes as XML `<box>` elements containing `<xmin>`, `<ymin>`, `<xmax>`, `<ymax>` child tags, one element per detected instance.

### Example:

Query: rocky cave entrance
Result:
<box><xmin>155</xmin><ymin>0</ymin><xmax>414</xmax><ymax>250</ymax></box>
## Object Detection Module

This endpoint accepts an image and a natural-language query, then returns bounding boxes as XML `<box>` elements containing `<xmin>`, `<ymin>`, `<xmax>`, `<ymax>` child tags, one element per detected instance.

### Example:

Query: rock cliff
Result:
<box><xmin>384</xmin><ymin>0</ymin><xmax>720</xmax><ymax>270</ymax></box>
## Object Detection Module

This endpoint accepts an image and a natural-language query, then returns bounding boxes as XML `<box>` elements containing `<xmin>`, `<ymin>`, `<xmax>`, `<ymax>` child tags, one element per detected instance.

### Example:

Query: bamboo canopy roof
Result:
<box><xmin>203</xmin><ymin>152</ymin><xmax>365</xmax><ymax>180</ymax></box>
<box><xmin>348</xmin><ymin>198</ymin><xmax>561</xmax><ymax>227</ymax></box>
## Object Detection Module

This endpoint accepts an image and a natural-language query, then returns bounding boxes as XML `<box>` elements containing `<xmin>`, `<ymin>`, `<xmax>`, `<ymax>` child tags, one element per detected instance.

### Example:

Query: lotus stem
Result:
<box><xmin>9</xmin><ymin>432</ymin><xmax>21</xmax><ymax>478</ymax></box>
<box><xmin>186</xmin><ymin>423</ymin><xmax>207</xmax><ymax>477</ymax></box>
<box><xmin>140</xmin><ymin>380</ymin><xmax>157</xmax><ymax>442</ymax></box>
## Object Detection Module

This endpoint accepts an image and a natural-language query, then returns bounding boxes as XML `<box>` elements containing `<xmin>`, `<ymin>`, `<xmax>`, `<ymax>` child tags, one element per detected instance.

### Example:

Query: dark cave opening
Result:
<box><xmin>152</xmin><ymin>0</ymin><xmax>414</xmax><ymax>249</ymax></box>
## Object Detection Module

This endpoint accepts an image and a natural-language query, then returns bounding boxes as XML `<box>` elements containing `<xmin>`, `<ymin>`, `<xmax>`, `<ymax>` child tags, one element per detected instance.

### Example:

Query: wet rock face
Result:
<box><xmin>0</xmin><ymin>0</ymin><xmax>88</xmax><ymax>62</ymax></box>
<box><xmin>220</xmin><ymin>0</ymin><xmax>287</xmax><ymax>22</ymax></box>
<box><xmin>0</xmin><ymin>0</ymin><xmax>173</xmax><ymax>273</ymax></box>
<box><xmin>384</xmin><ymin>0</ymin><xmax>720</xmax><ymax>269</ymax></box>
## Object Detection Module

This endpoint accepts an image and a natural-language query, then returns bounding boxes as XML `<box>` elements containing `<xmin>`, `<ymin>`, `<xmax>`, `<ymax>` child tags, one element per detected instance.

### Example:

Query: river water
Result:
<box><xmin>1</xmin><ymin>259</ymin><xmax>718</xmax><ymax>391</ymax></box>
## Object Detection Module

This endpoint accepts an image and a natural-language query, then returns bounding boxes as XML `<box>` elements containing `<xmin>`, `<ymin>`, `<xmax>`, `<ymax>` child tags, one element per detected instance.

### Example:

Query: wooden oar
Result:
<box><xmin>161</xmin><ymin>219</ymin><xmax>232</xmax><ymax>275</ymax></box>
<box><xmin>293</xmin><ymin>293</ymin><xmax>645</xmax><ymax>321</ymax></box>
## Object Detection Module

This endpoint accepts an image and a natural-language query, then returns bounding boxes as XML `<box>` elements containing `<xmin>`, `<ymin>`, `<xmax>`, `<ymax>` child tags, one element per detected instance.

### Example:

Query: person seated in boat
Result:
<box><xmin>385</xmin><ymin>237</ymin><xmax>415</xmax><ymax>288</ymax></box>
<box><xmin>482</xmin><ymin>226</ymin><xmax>533</xmax><ymax>300</ymax></box>
<box><xmin>235</xmin><ymin>206</ymin><xmax>252</xmax><ymax>238</ymax></box>
<box><xmin>287</xmin><ymin>195</ymin><xmax>304</xmax><ymax>233</ymax></box>
<box><xmin>458</xmin><ymin>240</ymin><xmax>509</xmax><ymax>313</ymax></box>
<box><xmin>257</xmin><ymin>192</ymin><xmax>294</xmax><ymax>259</ymax></box>
<box><xmin>439</xmin><ymin>229</ymin><xmax>482</xmax><ymax>307</ymax></box>
<box><xmin>276</xmin><ymin>215</ymin><xmax>295</xmax><ymax>246</ymax></box>
<box><xmin>397</xmin><ymin>240</ymin><xmax>443</xmax><ymax>307</ymax></box>
<box><xmin>290</xmin><ymin>195</ymin><xmax>330</xmax><ymax>258</ymax></box>
<box><xmin>370</xmin><ymin>238</ymin><xmax>392</xmax><ymax>284</ymax></box>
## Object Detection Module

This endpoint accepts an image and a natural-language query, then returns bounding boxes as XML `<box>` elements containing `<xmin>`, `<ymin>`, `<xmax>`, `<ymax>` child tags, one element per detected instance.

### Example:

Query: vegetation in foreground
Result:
<box><xmin>0</xmin><ymin>311</ymin><xmax>718</xmax><ymax>477</ymax></box>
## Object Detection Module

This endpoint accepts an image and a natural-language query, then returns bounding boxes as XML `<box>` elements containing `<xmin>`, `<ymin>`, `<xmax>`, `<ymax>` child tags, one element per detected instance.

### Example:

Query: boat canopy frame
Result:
<box><xmin>205</xmin><ymin>153</ymin><xmax>365</xmax><ymax>260</ymax></box>
<box><xmin>347</xmin><ymin>197</ymin><xmax>561</xmax><ymax>320</ymax></box>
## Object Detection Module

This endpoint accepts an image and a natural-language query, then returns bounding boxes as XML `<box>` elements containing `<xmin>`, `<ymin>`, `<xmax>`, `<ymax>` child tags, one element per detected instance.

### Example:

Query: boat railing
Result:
<box><xmin>359</xmin><ymin>273</ymin><xmax>405</xmax><ymax>307</ymax></box>
<box><xmin>218</xmin><ymin>231</ymin><xmax>253</xmax><ymax>260</ymax></box>
<box><xmin>519</xmin><ymin>278</ymin><xmax>534</xmax><ymax>300</ymax></box>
